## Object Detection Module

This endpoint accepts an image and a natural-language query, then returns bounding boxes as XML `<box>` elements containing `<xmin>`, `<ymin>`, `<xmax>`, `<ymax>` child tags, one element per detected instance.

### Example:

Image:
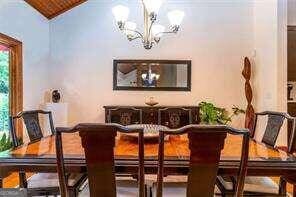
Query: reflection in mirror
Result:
<box><xmin>114</xmin><ymin>60</ymin><xmax>191</xmax><ymax>91</ymax></box>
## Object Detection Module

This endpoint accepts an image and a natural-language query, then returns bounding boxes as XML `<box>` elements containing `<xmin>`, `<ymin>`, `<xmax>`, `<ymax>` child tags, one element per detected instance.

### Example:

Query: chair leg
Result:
<box><xmin>279</xmin><ymin>177</ymin><xmax>287</xmax><ymax>195</ymax></box>
<box><xmin>19</xmin><ymin>171</ymin><xmax>27</xmax><ymax>188</ymax></box>
<box><xmin>293</xmin><ymin>184</ymin><xmax>296</xmax><ymax>197</ymax></box>
<box><xmin>0</xmin><ymin>177</ymin><xmax>2</xmax><ymax>188</ymax></box>
<box><xmin>215</xmin><ymin>177</ymin><xmax>230</xmax><ymax>197</ymax></box>
<box><xmin>68</xmin><ymin>187</ymin><xmax>79</xmax><ymax>197</ymax></box>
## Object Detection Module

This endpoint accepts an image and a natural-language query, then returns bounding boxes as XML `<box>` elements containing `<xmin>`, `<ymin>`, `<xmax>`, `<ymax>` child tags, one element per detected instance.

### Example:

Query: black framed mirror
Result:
<box><xmin>113</xmin><ymin>60</ymin><xmax>191</xmax><ymax>91</ymax></box>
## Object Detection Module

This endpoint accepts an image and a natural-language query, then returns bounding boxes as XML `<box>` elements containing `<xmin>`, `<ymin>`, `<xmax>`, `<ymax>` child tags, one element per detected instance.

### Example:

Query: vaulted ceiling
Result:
<box><xmin>25</xmin><ymin>0</ymin><xmax>87</xmax><ymax>19</ymax></box>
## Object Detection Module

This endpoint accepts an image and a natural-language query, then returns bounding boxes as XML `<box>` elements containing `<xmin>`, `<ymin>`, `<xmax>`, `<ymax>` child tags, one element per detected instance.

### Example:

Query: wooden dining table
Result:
<box><xmin>0</xmin><ymin>132</ymin><xmax>296</xmax><ymax>186</ymax></box>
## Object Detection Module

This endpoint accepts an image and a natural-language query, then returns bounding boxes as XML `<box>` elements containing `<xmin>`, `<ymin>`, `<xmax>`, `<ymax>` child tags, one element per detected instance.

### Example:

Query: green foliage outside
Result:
<box><xmin>0</xmin><ymin>133</ymin><xmax>12</xmax><ymax>152</ymax></box>
<box><xmin>0</xmin><ymin>50</ymin><xmax>11</xmax><ymax>152</ymax></box>
<box><xmin>198</xmin><ymin>101</ymin><xmax>245</xmax><ymax>125</ymax></box>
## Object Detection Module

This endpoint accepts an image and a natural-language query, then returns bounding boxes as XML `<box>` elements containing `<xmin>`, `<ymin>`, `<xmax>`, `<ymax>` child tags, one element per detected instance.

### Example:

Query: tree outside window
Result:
<box><xmin>0</xmin><ymin>50</ymin><xmax>9</xmax><ymax>134</ymax></box>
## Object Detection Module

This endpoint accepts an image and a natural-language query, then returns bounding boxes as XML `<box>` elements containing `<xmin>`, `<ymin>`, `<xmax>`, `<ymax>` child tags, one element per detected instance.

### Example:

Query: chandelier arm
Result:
<box><xmin>155</xmin><ymin>31</ymin><xmax>176</xmax><ymax>37</ymax></box>
<box><xmin>155</xmin><ymin>31</ymin><xmax>177</xmax><ymax>37</ymax></box>
<box><xmin>129</xmin><ymin>36</ymin><xmax>143</xmax><ymax>41</ymax></box>
<box><xmin>123</xmin><ymin>28</ymin><xmax>144</xmax><ymax>40</ymax></box>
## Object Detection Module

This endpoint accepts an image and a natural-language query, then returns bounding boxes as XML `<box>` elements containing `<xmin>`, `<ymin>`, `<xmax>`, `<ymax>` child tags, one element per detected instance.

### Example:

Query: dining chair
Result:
<box><xmin>154</xmin><ymin>124</ymin><xmax>249</xmax><ymax>197</ymax></box>
<box><xmin>107</xmin><ymin>107</ymin><xmax>142</xmax><ymax>125</ymax></box>
<box><xmin>10</xmin><ymin>110</ymin><xmax>87</xmax><ymax>197</ymax></box>
<box><xmin>158</xmin><ymin>107</ymin><xmax>192</xmax><ymax>128</ymax></box>
<box><xmin>217</xmin><ymin>111</ymin><xmax>295</xmax><ymax>196</ymax></box>
<box><xmin>55</xmin><ymin>123</ymin><xmax>145</xmax><ymax>197</ymax></box>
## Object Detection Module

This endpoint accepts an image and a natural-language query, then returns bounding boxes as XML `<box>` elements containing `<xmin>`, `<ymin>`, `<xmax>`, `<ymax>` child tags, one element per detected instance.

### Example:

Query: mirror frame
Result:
<box><xmin>113</xmin><ymin>59</ymin><xmax>191</xmax><ymax>91</ymax></box>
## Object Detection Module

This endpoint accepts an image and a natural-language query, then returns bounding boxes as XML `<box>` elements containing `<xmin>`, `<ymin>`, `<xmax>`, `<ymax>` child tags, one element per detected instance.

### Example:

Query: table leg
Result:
<box><xmin>0</xmin><ymin>177</ymin><xmax>2</xmax><ymax>188</ymax></box>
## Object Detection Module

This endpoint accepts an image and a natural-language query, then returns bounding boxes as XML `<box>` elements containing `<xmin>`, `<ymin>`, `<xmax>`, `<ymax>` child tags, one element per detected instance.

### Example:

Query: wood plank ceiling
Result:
<box><xmin>25</xmin><ymin>0</ymin><xmax>87</xmax><ymax>19</ymax></box>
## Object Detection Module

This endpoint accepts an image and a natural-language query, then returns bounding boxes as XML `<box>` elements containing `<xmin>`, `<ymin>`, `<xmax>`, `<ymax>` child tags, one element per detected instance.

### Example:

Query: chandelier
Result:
<box><xmin>112</xmin><ymin>0</ymin><xmax>185</xmax><ymax>50</ymax></box>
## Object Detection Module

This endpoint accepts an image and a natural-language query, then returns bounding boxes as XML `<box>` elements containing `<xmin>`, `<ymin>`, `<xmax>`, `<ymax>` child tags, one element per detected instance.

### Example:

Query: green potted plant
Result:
<box><xmin>198</xmin><ymin>101</ymin><xmax>245</xmax><ymax>125</ymax></box>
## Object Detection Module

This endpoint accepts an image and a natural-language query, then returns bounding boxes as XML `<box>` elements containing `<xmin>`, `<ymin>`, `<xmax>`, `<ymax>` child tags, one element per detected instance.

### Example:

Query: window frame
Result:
<box><xmin>0</xmin><ymin>33</ymin><xmax>23</xmax><ymax>136</ymax></box>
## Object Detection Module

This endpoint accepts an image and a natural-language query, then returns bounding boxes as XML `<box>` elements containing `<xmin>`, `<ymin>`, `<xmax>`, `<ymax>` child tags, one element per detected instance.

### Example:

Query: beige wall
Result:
<box><xmin>252</xmin><ymin>0</ymin><xmax>287</xmax><ymax>145</ymax></box>
<box><xmin>0</xmin><ymin>0</ymin><xmax>50</xmax><ymax>110</ymax></box>
<box><xmin>49</xmin><ymin>0</ymin><xmax>254</xmax><ymax>127</ymax></box>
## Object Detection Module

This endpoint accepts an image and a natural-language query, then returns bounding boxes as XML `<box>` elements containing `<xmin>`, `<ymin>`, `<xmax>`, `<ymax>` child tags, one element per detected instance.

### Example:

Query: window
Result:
<box><xmin>0</xmin><ymin>45</ymin><xmax>9</xmax><ymax>134</ymax></box>
<box><xmin>0</xmin><ymin>33</ymin><xmax>22</xmax><ymax>151</ymax></box>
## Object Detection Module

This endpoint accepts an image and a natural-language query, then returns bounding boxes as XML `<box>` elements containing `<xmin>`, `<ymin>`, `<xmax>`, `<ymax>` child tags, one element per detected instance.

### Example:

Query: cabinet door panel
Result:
<box><xmin>142</xmin><ymin>108</ymin><xmax>158</xmax><ymax>124</ymax></box>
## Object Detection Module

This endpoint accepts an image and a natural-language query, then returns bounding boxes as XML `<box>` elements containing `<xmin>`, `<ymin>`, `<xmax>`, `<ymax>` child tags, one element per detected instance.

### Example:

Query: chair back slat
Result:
<box><xmin>156</xmin><ymin>125</ymin><xmax>249</xmax><ymax>197</ymax></box>
<box><xmin>187</xmin><ymin>132</ymin><xmax>226</xmax><ymax>196</ymax></box>
<box><xmin>22</xmin><ymin>113</ymin><xmax>43</xmax><ymax>142</ymax></box>
<box><xmin>80</xmin><ymin>128</ymin><xmax>117</xmax><ymax>196</ymax></box>
<box><xmin>288</xmin><ymin>118</ymin><xmax>296</xmax><ymax>153</ymax></box>
<box><xmin>56</xmin><ymin>123</ymin><xmax>145</xmax><ymax>197</ymax></box>
<box><xmin>262</xmin><ymin>114</ymin><xmax>285</xmax><ymax>146</ymax></box>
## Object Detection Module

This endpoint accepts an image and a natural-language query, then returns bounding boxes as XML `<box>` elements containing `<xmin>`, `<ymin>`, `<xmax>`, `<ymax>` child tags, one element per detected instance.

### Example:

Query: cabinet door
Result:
<box><xmin>142</xmin><ymin>108</ymin><xmax>158</xmax><ymax>124</ymax></box>
<box><xmin>159</xmin><ymin>108</ymin><xmax>192</xmax><ymax>128</ymax></box>
<box><xmin>107</xmin><ymin>108</ymin><xmax>142</xmax><ymax>125</ymax></box>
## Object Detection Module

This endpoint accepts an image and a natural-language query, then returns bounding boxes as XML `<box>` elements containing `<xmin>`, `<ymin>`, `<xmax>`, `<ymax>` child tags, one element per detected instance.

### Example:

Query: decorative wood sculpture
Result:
<box><xmin>242</xmin><ymin>57</ymin><xmax>255</xmax><ymax>137</ymax></box>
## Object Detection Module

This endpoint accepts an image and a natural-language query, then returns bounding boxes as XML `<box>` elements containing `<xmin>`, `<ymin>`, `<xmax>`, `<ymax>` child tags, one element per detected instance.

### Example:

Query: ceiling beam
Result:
<box><xmin>24</xmin><ymin>0</ymin><xmax>87</xmax><ymax>20</ymax></box>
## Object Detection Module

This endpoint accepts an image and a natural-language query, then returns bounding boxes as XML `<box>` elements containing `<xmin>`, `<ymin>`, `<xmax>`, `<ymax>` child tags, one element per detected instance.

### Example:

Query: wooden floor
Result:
<box><xmin>271</xmin><ymin>177</ymin><xmax>294</xmax><ymax>195</ymax></box>
<box><xmin>3</xmin><ymin>172</ymin><xmax>33</xmax><ymax>188</ymax></box>
<box><xmin>3</xmin><ymin>173</ymin><xmax>294</xmax><ymax>194</ymax></box>
<box><xmin>3</xmin><ymin>173</ymin><xmax>19</xmax><ymax>188</ymax></box>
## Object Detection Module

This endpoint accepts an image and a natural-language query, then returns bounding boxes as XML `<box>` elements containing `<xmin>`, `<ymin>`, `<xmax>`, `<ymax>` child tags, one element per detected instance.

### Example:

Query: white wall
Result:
<box><xmin>288</xmin><ymin>0</ymin><xmax>296</xmax><ymax>25</ymax></box>
<box><xmin>0</xmin><ymin>0</ymin><xmax>50</xmax><ymax>110</ymax></box>
<box><xmin>49</xmin><ymin>0</ymin><xmax>253</xmax><ymax>125</ymax></box>
<box><xmin>252</xmin><ymin>0</ymin><xmax>287</xmax><ymax>145</ymax></box>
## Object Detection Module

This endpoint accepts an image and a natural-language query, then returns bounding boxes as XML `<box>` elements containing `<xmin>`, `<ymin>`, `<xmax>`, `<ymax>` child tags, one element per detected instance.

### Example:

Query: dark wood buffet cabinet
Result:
<box><xmin>104</xmin><ymin>106</ymin><xmax>200</xmax><ymax>129</ymax></box>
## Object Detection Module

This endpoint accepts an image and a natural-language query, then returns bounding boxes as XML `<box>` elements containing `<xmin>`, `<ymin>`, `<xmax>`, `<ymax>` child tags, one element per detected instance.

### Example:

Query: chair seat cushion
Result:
<box><xmin>217</xmin><ymin>176</ymin><xmax>279</xmax><ymax>194</ymax></box>
<box><xmin>145</xmin><ymin>175</ymin><xmax>188</xmax><ymax>186</ymax></box>
<box><xmin>79</xmin><ymin>178</ymin><xmax>139</xmax><ymax>197</ymax></box>
<box><xmin>148</xmin><ymin>175</ymin><xmax>220</xmax><ymax>197</ymax></box>
<box><xmin>151</xmin><ymin>182</ymin><xmax>221</xmax><ymax>197</ymax></box>
<box><xmin>27</xmin><ymin>173</ymin><xmax>84</xmax><ymax>188</ymax></box>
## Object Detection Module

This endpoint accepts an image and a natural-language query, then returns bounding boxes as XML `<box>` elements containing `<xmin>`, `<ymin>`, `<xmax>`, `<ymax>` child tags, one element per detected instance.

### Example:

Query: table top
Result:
<box><xmin>0</xmin><ymin>132</ymin><xmax>296</xmax><ymax>177</ymax></box>
<box><xmin>0</xmin><ymin>133</ymin><xmax>295</xmax><ymax>163</ymax></box>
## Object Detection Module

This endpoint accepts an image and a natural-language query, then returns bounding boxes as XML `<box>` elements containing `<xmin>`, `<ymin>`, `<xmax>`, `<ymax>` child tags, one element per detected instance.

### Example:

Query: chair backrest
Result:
<box><xmin>55</xmin><ymin>123</ymin><xmax>145</xmax><ymax>197</ymax></box>
<box><xmin>108</xmin><ymin>107</ymin><xmax>142</xmax><ymax>125</ymax></box>
<box><xmin>156</xmin><ymin>125</ymin><xmax>249</xmax><ymax>197</ymax></box>
<box><xmin>9</xmin><ymin>110</ymin><xmax>55</xmax><ymax>147</ymax></box>
<box><xmin>158</xmin><ymin>107</ymin><xmax>192</xmax><ymax>128</ymax></box>
<box><xmin>252</xmin><ymin>111</ymin><xmax>295</xmax><ymax>148</ymax></box>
